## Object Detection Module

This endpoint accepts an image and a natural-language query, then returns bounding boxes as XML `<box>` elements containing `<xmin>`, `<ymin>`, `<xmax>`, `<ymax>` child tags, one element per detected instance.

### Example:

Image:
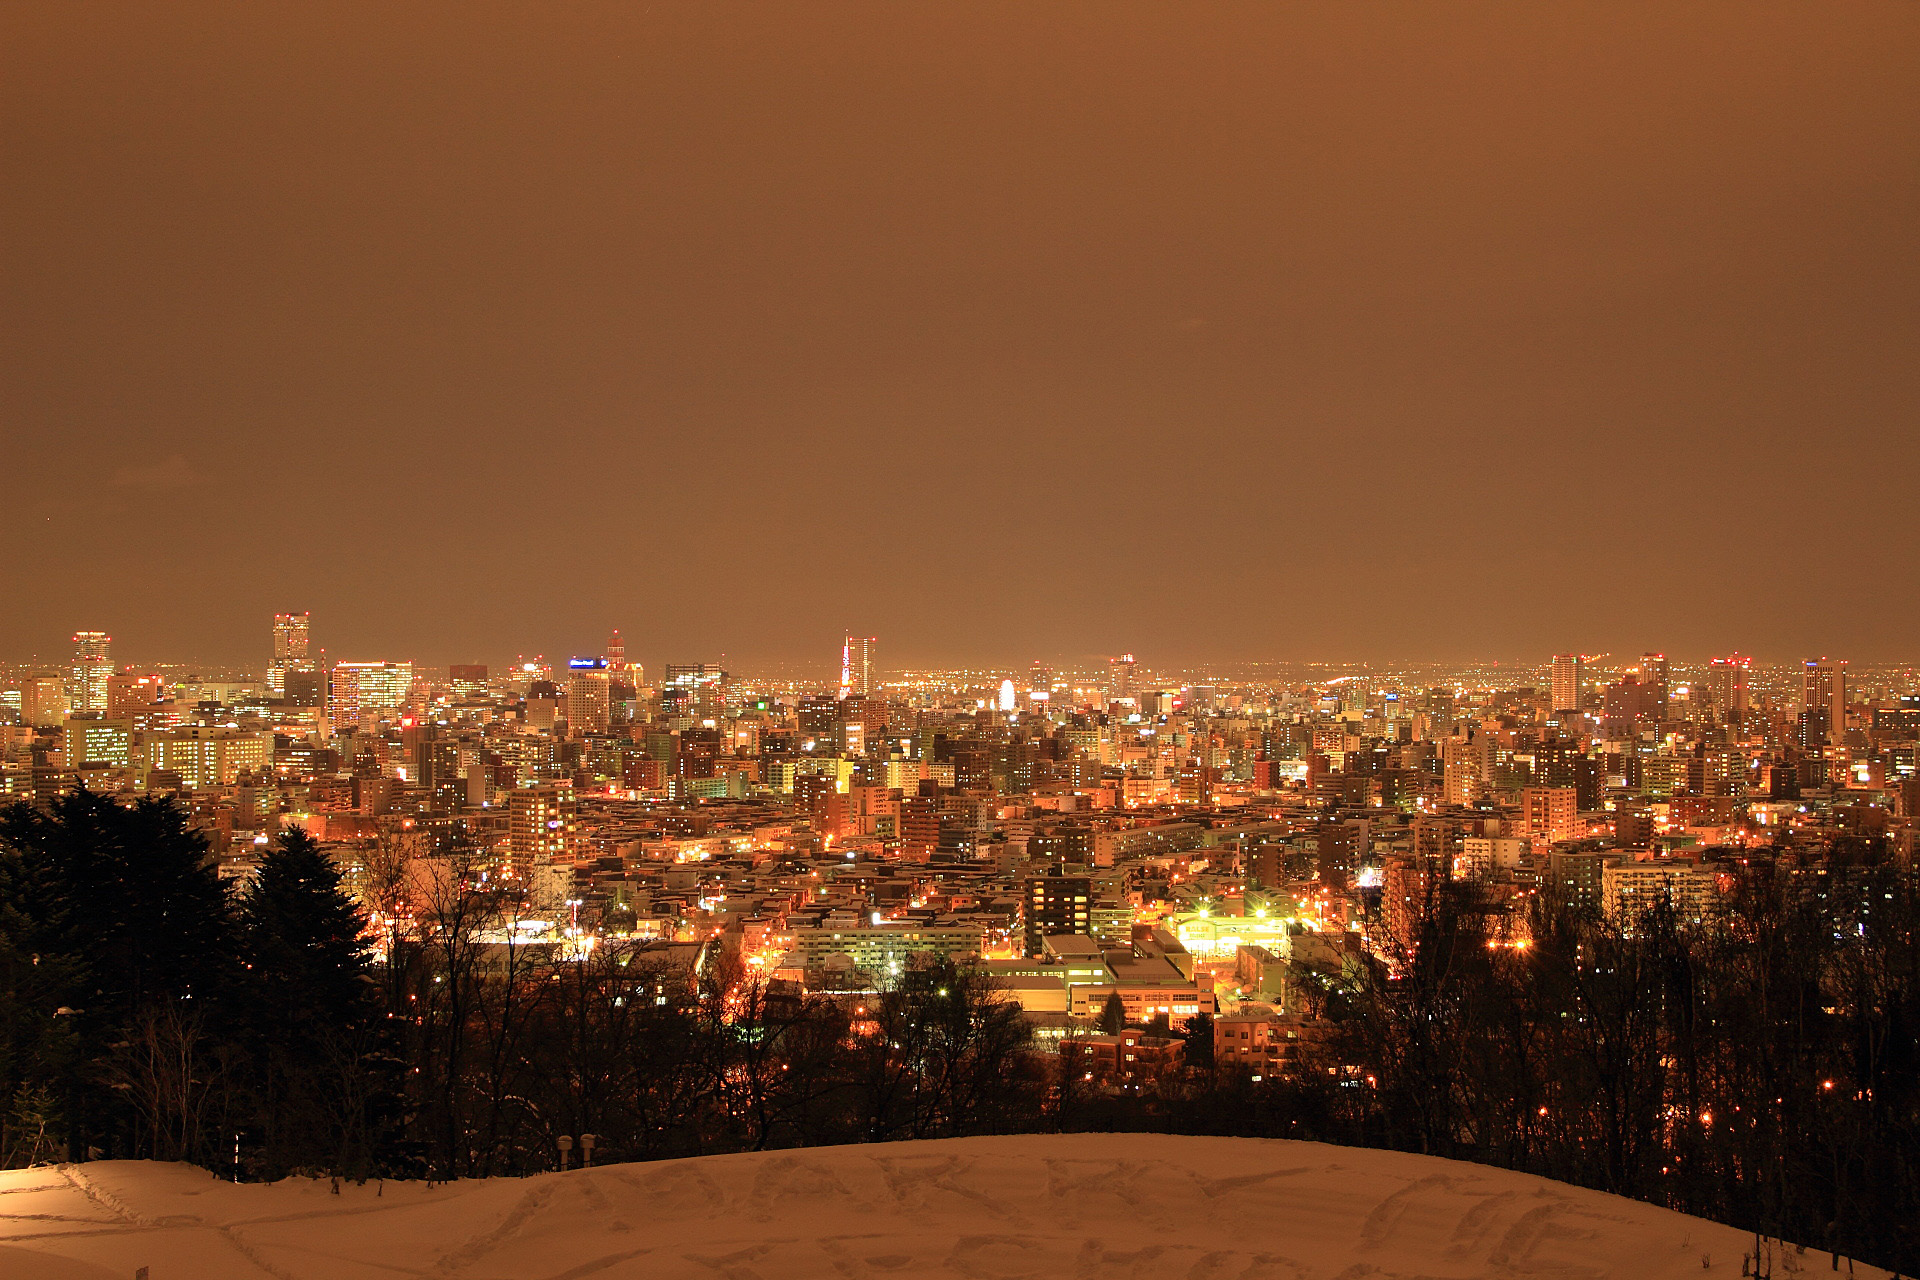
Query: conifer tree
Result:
<box><xmin>238</xmin><ymin>826</ymin><xmax>385</xmax><ymax>1177</ymax></box>
<box><xmin>1100</xmin><ymin>990</ymin><xmax>1126</xmax><ymax>1035</ymax></box>
<box><xmin>0</xmin><ymin>789</ymin><xmax>235</xmax><ymax>1161</ymax></box>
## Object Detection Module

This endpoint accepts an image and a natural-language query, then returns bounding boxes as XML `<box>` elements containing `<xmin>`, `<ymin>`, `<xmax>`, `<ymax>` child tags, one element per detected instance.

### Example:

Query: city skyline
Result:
<box><xmin>1</xmin><ymin>611</ymin><xmax>1914</xmax><ymax>682</ymax></box>
<box><xmin>2</xmin><ymin>623</ymin><xmax>1911</xmax><ymax>688</ymax></box>
<box><xmin>7</xmin><ymin>5</ymin><xmax>1920</xmax><ymax>1269</ymax></box>
<box><xmin>5</xmin><ymin>615</ymin><xmax>1910</xmax><ymax>709</ymax></box>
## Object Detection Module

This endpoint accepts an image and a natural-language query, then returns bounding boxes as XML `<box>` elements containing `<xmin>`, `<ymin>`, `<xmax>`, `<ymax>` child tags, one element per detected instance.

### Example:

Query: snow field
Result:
<box><xmin>0</xmin><ymin>1133</ymin><xmax>1884</xmax><ymax>1279</ymax></box>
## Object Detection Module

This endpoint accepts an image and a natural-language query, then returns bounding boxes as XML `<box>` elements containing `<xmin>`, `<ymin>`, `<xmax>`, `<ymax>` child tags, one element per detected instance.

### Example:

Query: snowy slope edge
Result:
<box><xmin>0</xmin><ymin>1133</ymin><xmax>1886</xmax><ymax>1280</ymax></box>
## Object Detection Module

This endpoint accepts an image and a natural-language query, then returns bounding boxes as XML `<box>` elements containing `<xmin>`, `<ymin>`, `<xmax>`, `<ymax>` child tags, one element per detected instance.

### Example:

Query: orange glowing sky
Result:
<box><xmin>4</xmin><ymin>3</ymin><xmax>1917</xmax><ymax>669</ymax></box>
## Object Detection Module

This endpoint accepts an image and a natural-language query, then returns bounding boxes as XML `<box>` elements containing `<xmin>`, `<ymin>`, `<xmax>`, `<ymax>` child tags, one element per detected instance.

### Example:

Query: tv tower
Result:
<box><xmin>839</xmin><ymin>635</ymin><xmax>876</xmax><ymax>700</ymax></box>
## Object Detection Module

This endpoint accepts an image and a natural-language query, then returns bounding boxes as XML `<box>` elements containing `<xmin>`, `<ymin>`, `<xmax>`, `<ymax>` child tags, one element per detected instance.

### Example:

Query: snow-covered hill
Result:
<box><xmin>0</xmin><ymin>1134</ymin><xmax>1881</xmax><ymax>1279</ymax></box>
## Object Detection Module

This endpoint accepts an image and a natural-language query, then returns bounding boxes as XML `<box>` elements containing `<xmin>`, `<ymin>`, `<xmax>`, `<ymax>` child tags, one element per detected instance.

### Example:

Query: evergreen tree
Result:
<box><xmin>0</xmin><ymin>789</ymin><xmax>236</xmax><ymax>1162</ymax></box>
<box><xmin>1176</xmin><ymin>1013</ymin><xmax>1214</xmax><ymax>1071</ymax></box>
<box><xmin>1099</xmin><ymin>991</ymin><xmax>1126</xmax><ymax>1035</ymax></box>
<box><xmin>238</xmin><ymin>826</ymin><xmax>386</xmax><ymax>1177</ymax></box>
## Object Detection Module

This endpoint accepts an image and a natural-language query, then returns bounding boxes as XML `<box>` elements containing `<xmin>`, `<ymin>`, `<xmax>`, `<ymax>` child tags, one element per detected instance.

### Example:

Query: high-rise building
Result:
<box><xmin>1023</xmin><ymin>865</ymin><xmax>1091</xmax><ymax>956</ymax></box>
<box><xmin>1548</xmin><ymin>848</ymin><xmax>1604</xmax><ymax>917</ymax></box>
<box><xmin>1549</xmin><ymin>654</ymin><xmax>1583</xmax><ymax>714</ymax></box>
<box><xmin>1442</xmin><ymin>730</ymin><xmax>1483</xmax><ymax>806</ymax></box>
<box><xmin>663</xmin><ymin>663</ymin><xmax>727</xmax><ymax>718</ymax></box>
<box><xmin>506</xmin><ymin>783</ymin><xmax>579</xmax><ymax>877</ymax></box>
<box><xmin>21</xmin><ymin>678</ymin><xmax>66</xmax><ymax>727</ymax></box>
<box><xmin>797</xmin><ymin>694</ymin><xmax>839</xmax><ymax>752</ymax></box>
<box><xmin>1708</xmin><ymin>654</ymin><xmax>1751</xmax><ymax>726</ymax></box>
<box><xmin>328</xmin><ymin>661</ymin><xmax>414</xmax><ymax>728</ymax></box>
<box><xmin>1109</xmin><ymin>653</ymin><xmax>1137</xmax><ymax>705</ymax></box>
<box><xmin>145</xmin><ymin>726</ymin><xmax>271</xmax><ymax>789</ymax></box>
<box><xmin>412</xmin><ymin>724</ymin><xmax>467</xmax><ymax>814</ymax></box>
<box><xmin>269</xmin><ymin>612</ymin><xmax>312</xmax><ymax>695</ymax></box>
<box><xmin>273</xmin><ymin>612</ymin><xmax>310</xmax><ymax>664</ymax></box>
<box><xmin>566</xmin><ymin>660</ymin><xmax>612</xmax><ymax>734</ymax></box>
<box><xmin>66</xmin><ymin>716</ymin><xmax>135</xmax><ymax>768</ymax></box>
<box><xmin>283</xmin><ymin>668</ymin><xmax>324</xmax><ymax>708</ymax></box>
<box><xmin>605</xmin><ymin>629</ymin><xmax>627</xmax><ymax>672</ymax></box>
<box><xmin>1639</xmin><ymin>653</ymin><xmax>1670</xmax><ymax>722</ymax></box>
<box><xmin>1602</xmin><ymin>675</ymin><xmax>1656</xmax><ymax>732</ymax></box>
<box><xmin>839</xmin><ymin>635</ymin><xmax>877</xmax><ymax>699</ymax></box>
<box><xmin>106</xmin><ymin>673</ymin><xmax>167</xmax><ymax>725</ymax></box>
<box><xmin>1029</xmin><ymin>661</ymin><xmax>1054</xmax><ymax>699</ymax></box>
<box><xmin>1521</xmin><ymin>786</ymin><xmax>1578</xmax><ymax>848</ymax></box>
<box><xmin>1803</xmin><ymin>658</ymin><xmax>1847</xmax><ymax>744</ymax></box>
<box><xmin>70</xmin><ymin>632</ymin><xmax>112</xmax><ymax>715</ymax></box>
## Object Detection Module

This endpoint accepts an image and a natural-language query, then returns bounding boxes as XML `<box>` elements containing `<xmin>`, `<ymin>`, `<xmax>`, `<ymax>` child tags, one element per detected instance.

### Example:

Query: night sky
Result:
<box><xmin>4</xmin><ymin>4</ymin><xmax>1917</xmax><ymax>673</ymax></box>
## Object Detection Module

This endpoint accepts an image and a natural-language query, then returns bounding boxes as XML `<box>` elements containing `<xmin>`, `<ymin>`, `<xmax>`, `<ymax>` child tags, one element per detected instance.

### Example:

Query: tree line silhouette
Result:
<box><xmin>2</xmin><ymin>790</ymin><xmax>1916</xmax><ymax>1274</ymax></box>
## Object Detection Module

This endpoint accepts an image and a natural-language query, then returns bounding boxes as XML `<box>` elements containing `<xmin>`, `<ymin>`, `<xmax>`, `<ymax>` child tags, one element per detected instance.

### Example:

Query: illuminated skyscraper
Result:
<box><xmin>1108</xmin><ymin>653</ymin><xmax>1136</xmax><ymax>704</ymax></box>
<box><xmin>1549</xmin><ymin>654</ymin><xmax>1583</xmax><ymax>714</ymax></box>
<box><xmin>664</xmin><ymin>663</ymin><xmax>728</xmax><ymax>719</ymax></box>
<box><xmin>566</xmin><ymin>659</ymin><xmax>612</xmax><ymax>734</ymax></box>
<box><xmin>21</xmin><ymin>678</ymin><xmax>66</xmax><ymax>727</ymax></box>
<box><xmin>839</xmin><ymin>635</ymin><xmax>876</xmax><ymax>699</ymax></box>
<box><xmin>1803</xmin><ymin>658</ymin><xmax>1847</xmax><ymax>744</ymax></box>
<box><xmin>797</xmin><ymin>694</ymin><xmax>839</xmax><ymax>752</ymax></box>
<box><xmin>1708</xmin><ymin>654</ymin><xmax>1751</xmax><ymax>726</ymax></box>
<box><xmin>605</xmin><ymin>629</ymin><xmax>626</xmax><ymax>671</ymax></box>
<box><xmin>328</xmin><ymin>661</ymin><xmax>414</xmax><ymax>728</ymax></box>
<box><xmin>146</xmin><ymin>726</ymin><xmax>270</xmax><ymax>789</ymax></box>
<box><xmin>70</xmin><ymin>632</ymin><xmax>112</xmax><ymax>714</ymax></box>
<box><xmin>270</xmin><ymin>612</ymin><xmax>313</xmax><ymax>695</ymax></box>
<box><xmin>106</xmin><ymin>673</ymin><xmax>167</xmax><ymax>724</ymax></box>
<box><xmin>66</xmin><ymin>716</ymin><xmax>135</xmax><ymax>768</ymax></box>
<box><xmin>1639</xmin><ymin>652</ymin><xmax>1670</xmax><ymax>722</ymax></box>
<box><xmin>505</xmin><ymin>783</ymin><xmax>579</xmax><ymax>877</ymax></box>
<box><xmin>274</xmin><ymin>612</ymin><xmax>310</xmax><ymax>663</ymax></box>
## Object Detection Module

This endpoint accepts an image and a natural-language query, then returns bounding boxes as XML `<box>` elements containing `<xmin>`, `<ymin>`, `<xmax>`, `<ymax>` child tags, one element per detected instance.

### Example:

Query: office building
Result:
<box><xmin>269</xmin><ymin>612</ymin><xmax>313</xmax><ymax>695</ymax></box>
<box><xmin>106</xmin><ymin>673</ymin><xmax>165</xmax><ymax>719</ymax></box>
<box><xmin>1803</xmin><ymin>658</ymin><xmax>1847</xmax><ymax>744</ymax></box>
<box><xmin>1549</xmin><ymin>654</ymin><xmax>1583</xmax><ymax>714</ymax></box>
<box><xmin>1639</xmin><ymin>653</ymin><xmax>1670</xmax><ymax>722</ymax></box>
<box><xmin>66</xmin><ymin>717</ymin><xmax>135</xmax><ymax>769</ymax></box>
<box><xmin>663</xmin><ymin>663</ymin><xmax>727</xmax><ymax>718</ymax></box>
<box><xmin>70</xmin><ymin>632</ymin><xmax>112</xmax><ymax>715</ymax></box>
<box><xmin>21</xmin><ymin>679</ymin><xmax>66</xmax><ymax>727</ymax></box>
<box><xmin>1708</xmin><ymin>654</ymin><xmax>1751</xmax><ymax>726</ymax></box>
<box><xmin>328</xmin><ymin>661</ymin><xmax>414</xmax><ymax>728</ymax></box>
<box><xmin>146</xmin><ymin>726</ymin><xmax>271</xmax><ymax>789</ymax></box>
<box><xmin>566</xmin><ymin>660</ymin><xmax>612</xmax><ymax>734</ymax></box>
